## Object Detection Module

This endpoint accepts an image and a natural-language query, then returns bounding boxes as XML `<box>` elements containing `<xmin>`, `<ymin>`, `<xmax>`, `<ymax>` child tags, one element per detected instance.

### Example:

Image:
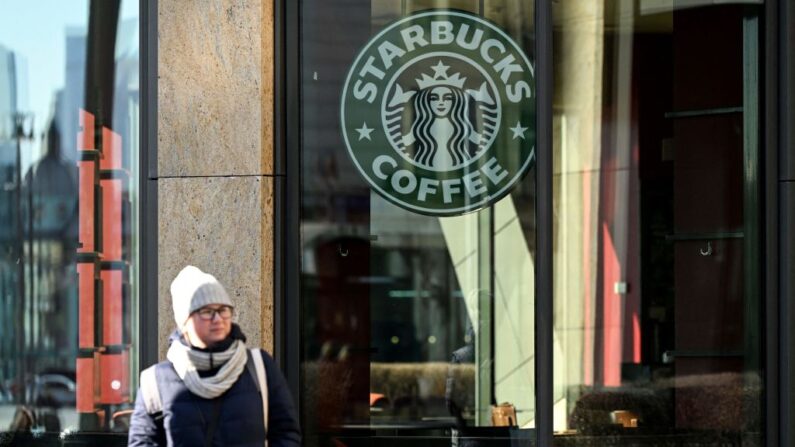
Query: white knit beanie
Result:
<box><xmin>170</xmin><ymin>265</ymin><xmax>234</xmax><ymax>327</ymax></box>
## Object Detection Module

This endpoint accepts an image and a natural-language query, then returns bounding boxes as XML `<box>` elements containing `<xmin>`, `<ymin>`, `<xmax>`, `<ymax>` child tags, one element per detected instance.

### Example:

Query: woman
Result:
<box><xmin>128</xmin><ymin>266</ymin><xmax>300</xmax><ymax>446</ymax></box>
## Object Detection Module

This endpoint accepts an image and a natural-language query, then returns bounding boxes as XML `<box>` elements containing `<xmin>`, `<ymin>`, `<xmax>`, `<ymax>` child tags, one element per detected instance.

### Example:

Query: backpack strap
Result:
<box><xmin>245</xmin><ymin>351</ymin><xmax>261</xmax><ymax>394</ymax></box>
<box><xmin>140</xmin><ymin>365</ymin><xmax>163</xmax><ymax>416</ymax></box>
<box><xmin>248</xmin><ymin>348</ymin><xmax>269</xmax><ymax>446</ymax></box>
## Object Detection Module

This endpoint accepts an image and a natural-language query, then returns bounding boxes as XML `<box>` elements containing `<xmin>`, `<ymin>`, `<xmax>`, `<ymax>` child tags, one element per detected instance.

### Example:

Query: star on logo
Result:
<box><xmin>431</xmin><ymin>60</ymin><xmax>450</xmax><ymax>79</ymax></box>
<box><xmin>510</xmin><ymin>121</ymin><xmax>528</xmax><ymax>140</ymax></box>
<box><xmin>356</xmin><ymin>122</ymin><xmax>374</xmax><ymax>141</ymax></box>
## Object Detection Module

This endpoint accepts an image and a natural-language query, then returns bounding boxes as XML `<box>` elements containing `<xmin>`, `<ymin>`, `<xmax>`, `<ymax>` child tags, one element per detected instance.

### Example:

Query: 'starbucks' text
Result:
<box><xmin>352</xmin><ymin>20</ymin><xmax>533</xmax><ymax>104</ymax></box>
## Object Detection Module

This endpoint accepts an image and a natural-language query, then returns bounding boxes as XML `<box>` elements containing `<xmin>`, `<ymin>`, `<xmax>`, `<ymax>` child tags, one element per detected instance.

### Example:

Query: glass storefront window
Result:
<box><xmin>300</xmin><ymin>1</ymin><xmax>537</xmax><ymax>445</ymax></box>
<box><xmin>552</xmin><ymin>1</ymin><xmax>762</xmax><ymax>445</ymax></box>
<box><xmin>0</xmin><ymin>0</ymin><xmax>140</xmax><ymax>438</ymax></box>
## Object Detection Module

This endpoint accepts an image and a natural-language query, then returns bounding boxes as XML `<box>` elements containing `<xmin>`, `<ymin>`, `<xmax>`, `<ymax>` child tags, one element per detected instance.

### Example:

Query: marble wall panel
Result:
<box><xmin>158</xmin><ymin>176</ymin><xmax>274</xmax><ymax>358</ymax></box>
<box><xmin>158</xmin><ymin>0</ymin><xmax>273</xmax><ymax>176</ymax></box>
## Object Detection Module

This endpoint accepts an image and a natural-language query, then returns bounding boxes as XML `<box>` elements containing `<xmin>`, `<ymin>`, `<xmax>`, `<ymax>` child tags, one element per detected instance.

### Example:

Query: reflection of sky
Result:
<box><xmin>0</xmin><ymin>0</ymin><xmax>138</xmax><ymax>171</ymax></box>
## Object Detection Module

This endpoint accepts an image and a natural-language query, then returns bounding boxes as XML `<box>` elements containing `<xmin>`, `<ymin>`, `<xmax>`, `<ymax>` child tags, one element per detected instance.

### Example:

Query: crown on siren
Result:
<box><xmin>415</xmin><ymin>60</ymin><xmax>467</xmax><ymax>89</ymax></box>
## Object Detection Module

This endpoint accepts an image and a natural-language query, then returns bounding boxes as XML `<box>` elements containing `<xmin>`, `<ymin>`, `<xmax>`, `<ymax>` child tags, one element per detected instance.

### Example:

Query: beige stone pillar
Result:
<box><xmin>157</xmin><ymin>0</ymin><xmax>275</xmax><ymax>358</ymax></box>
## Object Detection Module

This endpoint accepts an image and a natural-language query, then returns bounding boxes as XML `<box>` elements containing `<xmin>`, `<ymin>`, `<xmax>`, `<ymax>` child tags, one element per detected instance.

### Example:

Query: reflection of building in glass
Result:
<box><xmin>0</xmin><ymin>44</ymin><xmax>20</xmax><ymax>235</ymax></box>
<box><xmin>20</xmin><ymin>119</ymin><xmax>79</xmax><ymax>372</ymax></box>
<box><xmin>57</xmin><ymin>28</ymin><xmax>87</xmax><ymax>165</ymax></box>
<box><xmin>0</xmin><ymin>43</ymin><xmax>24</xmax><ymax>398</ymax></box>
<box><xmin>0</xmin><ymin>45</ymin><xmax>18</xmax><ymax>164</ymax></box>
<box><xmin>0</xmin><ymin>10</ymin><xmax>140</xmax><ymax>430</ymax></box>
<box><xmin>71</xmin><ymin>13</ymin><xmax>139</xmax><ymax>429</ymax></box>
<box><xmin>114</xmin><ymin>17</ymin><xmax>140</xmax><ymax>172</ymax></box>
<box><xmin>0</xmin><ymin>42</ymin><xmax>83</xmax><ymax>429</ymax></box>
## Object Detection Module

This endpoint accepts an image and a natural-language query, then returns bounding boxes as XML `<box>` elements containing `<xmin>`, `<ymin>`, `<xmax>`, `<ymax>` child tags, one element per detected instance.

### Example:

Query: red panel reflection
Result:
<box><xmin>75</xmin><ymin>109</ymin><xmax>131</xmax><ymax>419</ymax></box>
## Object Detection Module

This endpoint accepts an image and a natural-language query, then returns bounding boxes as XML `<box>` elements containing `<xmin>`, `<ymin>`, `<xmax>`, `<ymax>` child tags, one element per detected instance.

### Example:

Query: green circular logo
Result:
<box><xmin>341</xmin><ymin>10</ymin><xmax>535</xmax><ymax>216</ymax></box>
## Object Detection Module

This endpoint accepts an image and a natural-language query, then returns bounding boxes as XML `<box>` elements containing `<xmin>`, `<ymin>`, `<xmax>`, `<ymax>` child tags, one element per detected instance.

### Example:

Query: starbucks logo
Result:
<box><xmin>341</xmin><ymin>10</ymin><xmax>535</xmax><ymax>216</ymax></box>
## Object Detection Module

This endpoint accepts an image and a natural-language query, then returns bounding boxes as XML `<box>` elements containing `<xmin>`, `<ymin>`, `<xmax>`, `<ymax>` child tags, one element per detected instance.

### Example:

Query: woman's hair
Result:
<box><xmin>409</xmin><ymin>87</ymin><xmax>473</xmax><ymax>168</ymax></box>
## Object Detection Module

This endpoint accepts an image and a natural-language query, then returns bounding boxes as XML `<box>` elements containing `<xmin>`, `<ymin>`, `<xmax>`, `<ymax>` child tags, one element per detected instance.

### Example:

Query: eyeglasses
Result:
<box><xmin>194</xmin><ymin>305</ymin><xmax>234</xmax><ymax>321</ymax></box>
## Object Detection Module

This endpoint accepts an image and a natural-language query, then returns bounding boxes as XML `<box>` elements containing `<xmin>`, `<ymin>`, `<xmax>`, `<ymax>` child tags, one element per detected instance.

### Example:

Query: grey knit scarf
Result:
<box><xmin>167</xmin><ymin>336</ymin><xmax>248</xmax><ymax>399</ymax></box>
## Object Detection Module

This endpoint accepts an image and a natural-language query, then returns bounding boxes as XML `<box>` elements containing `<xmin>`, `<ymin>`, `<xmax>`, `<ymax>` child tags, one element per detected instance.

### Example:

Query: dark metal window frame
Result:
<box><xmin>273</xmin><ymin>1</ymin><xmax>794</xmax><ymax>446</ymax></box>
<box><xmin>139</xmin><ymin>0</ymin><xmax>159</xmax><ymax>371</ymax></box>
<box><xmin>768</xmin><ymin>0</ymin><xmax>795</xmax><ymax>446</ymax></box>
<box><xmin>273</xmin><ymin>0</ymin><xmax>301</xmax><ymax>403</ymax></box>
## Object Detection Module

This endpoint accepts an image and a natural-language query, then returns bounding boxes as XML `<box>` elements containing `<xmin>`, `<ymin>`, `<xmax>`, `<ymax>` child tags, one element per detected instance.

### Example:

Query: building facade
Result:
<box><xmin>1</xmin><ymin>0</ymin><xmax>795</xmax><ymax>446</ymax></box>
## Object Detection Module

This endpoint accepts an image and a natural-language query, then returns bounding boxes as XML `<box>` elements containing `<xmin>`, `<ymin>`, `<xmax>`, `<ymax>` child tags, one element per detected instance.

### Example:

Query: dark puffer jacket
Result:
<box><xmin>128</xmin><ymin>329</ymin><xmax>301</xmax><ymax>446</ymax></box>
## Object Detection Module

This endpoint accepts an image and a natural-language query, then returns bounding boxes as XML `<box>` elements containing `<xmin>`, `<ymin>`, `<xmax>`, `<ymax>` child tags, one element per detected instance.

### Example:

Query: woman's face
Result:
<box><xmin>184</xmin><ymin>304</ymin><xmax>233</xmax><ymax>348</ymax></box>
<box><xmin>429</xmin><ymin>86</ymin><xmax>454</xmax><ymax>117</ymax></box>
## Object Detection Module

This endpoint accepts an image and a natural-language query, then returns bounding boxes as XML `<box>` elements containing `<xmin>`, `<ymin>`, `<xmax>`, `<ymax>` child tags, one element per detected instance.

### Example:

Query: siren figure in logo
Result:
<box><xmin>409</xmin><ymin>85</ymin><xmax>473</xmax><ymax>170</ymax></box>
<box><xmin>384</xmin><ymin>61</ymin><xmax>499</xmax><ymax>172</ymax></box>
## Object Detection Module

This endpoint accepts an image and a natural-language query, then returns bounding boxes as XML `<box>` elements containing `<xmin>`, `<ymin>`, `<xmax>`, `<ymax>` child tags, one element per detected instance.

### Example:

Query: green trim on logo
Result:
<box><xmin>341</xmin><ymin>10</ymin><xmax>535</xmax><ymax>216</ymax></box>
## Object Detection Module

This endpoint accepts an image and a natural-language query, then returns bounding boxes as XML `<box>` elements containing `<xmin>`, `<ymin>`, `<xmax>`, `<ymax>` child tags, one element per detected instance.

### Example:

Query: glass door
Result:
<box><xmin>551</xmin><ymin>2</ymin><xmax>762</xmax><ymax>445</ymax></box>
<box><xmin>298</xmin><ymin>1</ymin><xmax>538</xmax><ymax>445</ymax></box>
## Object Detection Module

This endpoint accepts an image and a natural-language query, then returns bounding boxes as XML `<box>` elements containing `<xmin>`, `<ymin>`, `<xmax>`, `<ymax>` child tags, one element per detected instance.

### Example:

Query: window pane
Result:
<box><xmin>552</xmin><ymin>2</ymin><xmax>762</xmax><ymax>445</ymax></box>
<box><xmin>0</xmin><ymin>0</ymin><xmax>140</xmax><ymax>436</ymax></box>
<box><xmin>300</xmin><ymin>1</ymin><xmax>536</xmax><ymax>445</ymax></box>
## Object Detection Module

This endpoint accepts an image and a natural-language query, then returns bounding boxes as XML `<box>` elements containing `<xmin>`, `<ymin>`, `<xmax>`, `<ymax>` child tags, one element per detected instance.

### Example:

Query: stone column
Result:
<box><xmin>157</xmin><ymin>0</ymin><xmax>274</xmax><ymax>358</ymax></box>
